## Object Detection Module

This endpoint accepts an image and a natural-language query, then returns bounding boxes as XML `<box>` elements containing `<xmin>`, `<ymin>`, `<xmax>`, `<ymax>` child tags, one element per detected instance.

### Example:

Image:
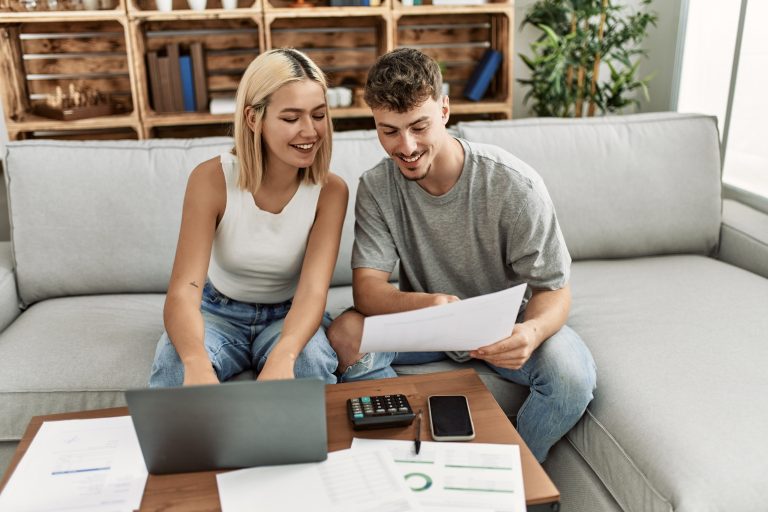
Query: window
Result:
<box><xmin>676</xmin><ymin>0</ymin><xmax>768</xmax><ymax>198</ymax></box>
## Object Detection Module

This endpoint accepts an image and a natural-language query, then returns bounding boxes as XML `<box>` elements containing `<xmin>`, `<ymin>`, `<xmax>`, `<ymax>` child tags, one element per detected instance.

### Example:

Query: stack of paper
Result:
<box><xmin>351</xmin><ymin>438</ymin><xmax>526</xmax><ymax>512</ymax></box>
<box><xmin>217</xmin><ymin>448</ymin><xmax>421</xmax><ymax>512</ymax></box>
<box><xmin>0</xmin><ymin>416</ymin><xmax>148</xmax><ymax>512</ymax></box>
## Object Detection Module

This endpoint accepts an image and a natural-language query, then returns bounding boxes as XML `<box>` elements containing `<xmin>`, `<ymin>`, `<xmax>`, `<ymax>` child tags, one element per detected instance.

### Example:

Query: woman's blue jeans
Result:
<box><xmin>340</xmin><ymin>325</ymin><xmax>596</xmax><ymax>463</ymax></box>
<box><xmin>149</xmin><ymin>282</ymin><xmax>338</xmax><ymax>387</ymax></box>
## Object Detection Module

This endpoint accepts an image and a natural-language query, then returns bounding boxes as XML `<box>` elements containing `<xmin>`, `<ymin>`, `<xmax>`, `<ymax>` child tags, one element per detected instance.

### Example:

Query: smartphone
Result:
<box><xmin>427</xmin><ymin>395</ymin><xmax>475</xmax><ymax>441</ymax></box>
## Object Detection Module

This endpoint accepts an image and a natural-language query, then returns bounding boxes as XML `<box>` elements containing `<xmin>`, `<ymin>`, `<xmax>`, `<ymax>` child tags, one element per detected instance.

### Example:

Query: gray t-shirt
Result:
<box><xmin>352</xmin><ymin>138</ymin><xmax>571</xmax><ymax>360</ymax></box>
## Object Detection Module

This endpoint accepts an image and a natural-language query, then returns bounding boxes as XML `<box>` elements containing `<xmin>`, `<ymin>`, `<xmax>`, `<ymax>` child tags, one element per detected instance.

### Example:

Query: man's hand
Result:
<box><xmin>429</xmin><ymin>293</ymin><xmax>460</xmax><ymax>306</ymax></box>
<box><xmin>182</xmin><ymin>357</ymin><xmax>220</xmax><ymax>386</ymax></box>
<box><xmin>470</xmin><ymin>321</ymin><xmax>540</xmax><ymax>370</ymax></box>
<box><xmin>257</xmin><ymin>354</ymin><xmax>296</xmax><ymax>381</ymax></box>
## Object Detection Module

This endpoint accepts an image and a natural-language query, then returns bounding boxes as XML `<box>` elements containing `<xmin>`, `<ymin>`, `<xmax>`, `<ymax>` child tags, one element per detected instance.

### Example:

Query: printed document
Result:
<box><xmin>216</xmin><ymin>448</ymin><xmax>422</xmax><ymax>512</ymax></box>
<box><xmin>0</xmin><ymin>416</ymin><xmax>148</xmax><ymax>512</ymax></box>
<box><xmin>351</xmin><ymin>438</ymin><xmax>526</xmax><ymax>512</ymax></box>
<box><xmin>359</xmin><ymin>283</ymin><xmax>526</xmax><ymax>353</ymax></box>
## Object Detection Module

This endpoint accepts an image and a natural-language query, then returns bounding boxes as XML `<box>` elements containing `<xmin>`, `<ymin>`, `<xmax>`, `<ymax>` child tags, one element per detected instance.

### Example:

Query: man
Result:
<box><xmin>327</xmin><ymin>48</ymin><xmax>596</xmax><ymax>463</ymax></box>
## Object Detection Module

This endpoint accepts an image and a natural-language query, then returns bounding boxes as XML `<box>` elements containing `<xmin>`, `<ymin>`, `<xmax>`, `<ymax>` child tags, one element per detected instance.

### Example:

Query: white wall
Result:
<box><xmin>514</xmin><ymin>0</ymin><xmax>683</xmax><ymax>118</ymax></box>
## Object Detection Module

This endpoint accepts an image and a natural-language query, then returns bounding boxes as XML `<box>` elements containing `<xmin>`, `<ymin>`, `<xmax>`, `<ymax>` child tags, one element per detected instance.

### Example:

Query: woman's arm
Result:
<box><xmin>163</xmin><ymin>158</ymin><xmax>226</xmax><ymax>385</ymax></box>
<box><xmin>258</xmin><ymin>173</ymin><xmax>348</xmax><ymax>380</ymax></box>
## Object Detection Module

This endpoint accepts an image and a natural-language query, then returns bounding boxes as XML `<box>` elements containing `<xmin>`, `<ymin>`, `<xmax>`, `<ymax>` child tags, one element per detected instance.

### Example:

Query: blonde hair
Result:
<box><xmin>232</xmin><ymin>48</ymin><xmax>332</xmax><ymax>194</ymax></box>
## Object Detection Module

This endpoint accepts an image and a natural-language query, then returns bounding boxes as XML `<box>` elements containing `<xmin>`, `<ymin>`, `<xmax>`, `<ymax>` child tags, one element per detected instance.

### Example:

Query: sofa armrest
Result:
<box><xmin>719</xmin><ymin>199</ymin><xmax>768</xmax><ymax>279</ymax></box>
<box><xmin>0</xmin><ymin>241</ymin><xmax>21</xmax><ymax>333</ymax></box>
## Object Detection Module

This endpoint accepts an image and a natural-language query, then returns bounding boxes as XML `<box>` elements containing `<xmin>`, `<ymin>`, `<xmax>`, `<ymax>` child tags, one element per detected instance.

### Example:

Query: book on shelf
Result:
<box><xmin>166</xmin><ymin>43</ymin><xmax>185</xmax><ymax>112</ymax></box>
<box><xmin>179</xmin><ymin>55</ymin><xmax>196</xmax><ymax>112</ymax></box>
<box><xmin>146</xmin><ymin>51</ymin><xmax>166</xmax><ymax>113</ymax></box>
<box><xmin>463</xmin><ymin>48</ymin><xmax>501</xmax><ymax>102</ymax></box>
<box><xmin>190</xmin><ymin>42</ymin><xmax>209</xmax><ymax>113</ymax></box>
<box><xmin>157</xmin><ymin>55</ymin><xmax>175</xmax><ymax>115</ymax></box>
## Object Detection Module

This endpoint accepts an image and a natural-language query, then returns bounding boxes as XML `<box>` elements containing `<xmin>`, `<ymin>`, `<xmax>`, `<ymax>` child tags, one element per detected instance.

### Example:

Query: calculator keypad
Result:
<box><xmin>347</xmin><ymin>394</ymin><xmax>416</xmax><ymax>430</ymax></box>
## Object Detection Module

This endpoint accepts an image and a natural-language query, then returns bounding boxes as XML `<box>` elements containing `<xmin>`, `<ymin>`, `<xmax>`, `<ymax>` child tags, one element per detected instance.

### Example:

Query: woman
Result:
<box><xmin>149</xmin><ymin>49</ymin><xmax>347</xmax><ymax>387</ymax></box>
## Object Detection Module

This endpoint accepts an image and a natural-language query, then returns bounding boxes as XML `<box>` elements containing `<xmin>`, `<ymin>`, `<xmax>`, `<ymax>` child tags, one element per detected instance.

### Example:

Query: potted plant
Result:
<box><xmin>518</xmin><ymin>0</ymin><xmax>657</xmax><ymax>117</ymax></box>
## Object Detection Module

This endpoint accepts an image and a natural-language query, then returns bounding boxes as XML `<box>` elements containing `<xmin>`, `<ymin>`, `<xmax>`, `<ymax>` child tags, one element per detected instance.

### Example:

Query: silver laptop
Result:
<box><xmin>125</xmin><ymin>378</ymin><xmax>328</xmax><ymax>474</ymax></box>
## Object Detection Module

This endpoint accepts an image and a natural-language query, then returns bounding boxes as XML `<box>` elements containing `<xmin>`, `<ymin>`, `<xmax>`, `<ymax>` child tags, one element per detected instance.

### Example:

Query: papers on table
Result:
<box><xmin>360</xmin><ymin>284</ymin><xmax>527</xmax><ymax>353</ymax></box>
<box><xmin>216</xmin><ymin>448</ymin><xmax>422</xmax><ymax>512</ymax></box>
<box><xmin>0</xmin><ymin>416</ymin><xmax>148</xmax><ymax>512</ymax></box>
<box><xmin>351</xmin><ymin>438</ymin><xmax>526</xmax><ymax>512</ymax></box>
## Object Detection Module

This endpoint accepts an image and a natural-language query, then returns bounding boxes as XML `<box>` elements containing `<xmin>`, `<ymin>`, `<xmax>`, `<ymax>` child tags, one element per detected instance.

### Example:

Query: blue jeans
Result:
<box><xmin>149</xmin><ymin>282</ymin><xmax>338</xmax><ymax>387</ymax></box>
<box><xmin>340</xmin><ymin>325</ymin><xmax>596</xmax><ymax>462</ymax></box>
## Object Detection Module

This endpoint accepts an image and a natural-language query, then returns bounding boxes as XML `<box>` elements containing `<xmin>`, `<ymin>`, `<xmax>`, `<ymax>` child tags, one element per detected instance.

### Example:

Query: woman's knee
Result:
<box><xmin>148</xmin><ymin>333</ymin><xmax>184</xmax><ymax>388</ymax></box>
<box><xmin>295</xmin><ymin>327</ymin><xmax>339</xmax><ymax>381</ymax></box>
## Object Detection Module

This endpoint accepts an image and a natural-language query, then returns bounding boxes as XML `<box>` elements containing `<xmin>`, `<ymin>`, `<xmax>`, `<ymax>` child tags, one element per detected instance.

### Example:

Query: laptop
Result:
<box><xmin>125</xmin><ymin>378</ymin><xmax>328</xmax><ymax>474</ymax></box>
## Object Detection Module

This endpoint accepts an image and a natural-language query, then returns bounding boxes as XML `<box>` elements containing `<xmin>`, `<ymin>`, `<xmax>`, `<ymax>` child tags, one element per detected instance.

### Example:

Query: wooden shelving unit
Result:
<box><xmin>0</xmin><ymin>0</ymin><xmax>513</xmax><ymax>140</ymax></box>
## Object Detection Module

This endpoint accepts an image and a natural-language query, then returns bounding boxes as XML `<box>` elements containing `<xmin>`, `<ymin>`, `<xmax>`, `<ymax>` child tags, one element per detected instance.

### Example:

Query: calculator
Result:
<box><xmin>347</xmin><ymin>394</ymin><xmax>416</xmax><ymax>430</ymax></box>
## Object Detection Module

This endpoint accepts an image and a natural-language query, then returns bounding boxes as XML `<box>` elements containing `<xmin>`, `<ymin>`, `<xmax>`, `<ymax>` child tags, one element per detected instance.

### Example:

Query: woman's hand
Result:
<box><xmin>257</xmin><ymin>353</ymin><xmax>296</xmax><ymax>381</ymax></box>
<box><xmin>182</xmin><ymin>357</ymin><xmax>220</xmax><ymax>386</ymax></box>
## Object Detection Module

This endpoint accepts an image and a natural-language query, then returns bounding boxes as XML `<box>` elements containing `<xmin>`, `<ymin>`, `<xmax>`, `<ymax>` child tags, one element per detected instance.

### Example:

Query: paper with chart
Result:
<box><xmin>359</xmin><ymin>284</ymin><xmax>526</xmax><ymax>353</ymax></box>
<box><xmin>216</xmin><ymin>448</ymin><xmax>422</xmax><ymax>512</ymax></box>
<box><xmin>351</xmin><ymin>438</ymin><xmax>526</xmax><ymax>512</ymax></box>
<box><xmin>0</xmin><ymin>416</ymin><xmax>148</xmax><ymax>512</ymax></box>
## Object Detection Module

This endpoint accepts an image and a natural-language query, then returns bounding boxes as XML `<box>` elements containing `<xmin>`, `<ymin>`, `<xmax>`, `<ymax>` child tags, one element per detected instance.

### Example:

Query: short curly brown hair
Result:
<box><xmin>364</xmin><ymin>48</ymin><xmax>443</xmax><ymax>113</ymax></box>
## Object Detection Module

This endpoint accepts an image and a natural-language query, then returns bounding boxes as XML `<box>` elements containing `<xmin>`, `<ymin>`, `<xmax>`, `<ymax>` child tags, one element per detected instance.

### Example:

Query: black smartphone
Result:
<box><xmin>427</xmin><ymin>395</ymin><xmax>476</xmax><ymax>441</ymax></box>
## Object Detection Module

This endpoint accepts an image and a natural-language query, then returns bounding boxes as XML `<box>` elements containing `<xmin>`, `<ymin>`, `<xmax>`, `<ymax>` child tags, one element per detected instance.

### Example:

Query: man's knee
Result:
<box><xmin>542</xmin><ymin>326</ymin><xmax>596</xmax><ymax>410</ymax></box>
<box><xmin>327</xmin><ymin>310</ymin><xmax>364</xmax><ymax>353</ymax></box>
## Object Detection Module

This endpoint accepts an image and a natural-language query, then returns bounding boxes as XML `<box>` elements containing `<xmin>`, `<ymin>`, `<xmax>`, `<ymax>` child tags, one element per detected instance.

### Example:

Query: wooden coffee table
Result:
<box><xmin>1</xmin><ymin>369</ymin><xmax>559</xmax><ymax>511</ymax></box>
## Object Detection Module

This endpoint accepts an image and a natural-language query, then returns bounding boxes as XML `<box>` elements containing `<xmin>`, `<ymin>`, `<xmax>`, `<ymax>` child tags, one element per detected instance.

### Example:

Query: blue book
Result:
<box><xmin>179</xmin><ymin>55</ymin><xmax>196</xmax><ymax>112</ymax></box>
<box><xmin>463</xmin><ymin>49</ymin><xmax>502</xmax><ymax>102</ymax></box>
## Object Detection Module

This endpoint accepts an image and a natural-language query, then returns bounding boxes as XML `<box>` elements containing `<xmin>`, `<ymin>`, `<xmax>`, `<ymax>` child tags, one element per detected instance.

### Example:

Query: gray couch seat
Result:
<box><xmin>568</xmin><ymin>255</ymin><xmax>768</xmax><ymax>512</ymax></box>
<box><xmin>0</xmin><ymin>294</ymin><xmax>164</xmax><ymax>444</ymax></box>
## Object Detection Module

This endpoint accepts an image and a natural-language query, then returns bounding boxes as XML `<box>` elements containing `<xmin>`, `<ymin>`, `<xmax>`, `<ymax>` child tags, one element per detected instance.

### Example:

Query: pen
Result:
<box><xmin>414</xmin><ymin>409</ymin><xmax>422</xmax><ymax>455</ymax></box>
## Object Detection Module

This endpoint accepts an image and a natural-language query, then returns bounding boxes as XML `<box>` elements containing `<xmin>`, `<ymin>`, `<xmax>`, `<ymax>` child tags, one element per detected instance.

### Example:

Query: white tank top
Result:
<box><xmin>207</xmin><ymin>153</ymin><xmax>322</xmax><ymax>304</ymax></box>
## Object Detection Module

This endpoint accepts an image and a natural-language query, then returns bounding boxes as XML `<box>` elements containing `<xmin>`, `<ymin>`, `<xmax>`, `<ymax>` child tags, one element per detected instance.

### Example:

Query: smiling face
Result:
<box><xmin>255</xmin><ymin>78</ymin><xmax>328</xmax><ymax>175</ymax></box>
<box><xmin>372</xmin><ymin>95</ymin><xmax>451</xmax><ymax>182</ymax></box>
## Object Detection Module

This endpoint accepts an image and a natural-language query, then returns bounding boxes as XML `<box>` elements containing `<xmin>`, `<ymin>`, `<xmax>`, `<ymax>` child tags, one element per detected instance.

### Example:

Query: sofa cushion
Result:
<box><xmin>456</xmin><ymin>113</ymin><xmax>722</xmax><ymax>261</ymax></box>
<box><xmin>4</xmin><ymin>138</ymin><xmax>233</xmax><ymax>306</ymax></box>
<box><xmin>0</xmin><ymin>294</ymin><xmax>164</xmax><ymax>441</ymax></box>
<box><xmin>567</xmin><ymin>255</ymin><xmax>768</xmax><ymax>512</ymax></box>
<box><xmin>4</xmin><ymin>133</ymin><xmax>387</xmax><ymax>305</ymax></box>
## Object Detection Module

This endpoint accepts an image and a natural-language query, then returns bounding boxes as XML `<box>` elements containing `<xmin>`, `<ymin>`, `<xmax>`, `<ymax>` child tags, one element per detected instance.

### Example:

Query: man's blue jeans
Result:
<box><xmin>340</xmin><ymin>325</ymin><xmax>596</xmax><ymax>463</ymax></box>
<box><xmin>149</xmin><ymin>282</ymin><xmax>338</xmax><ymax>387</ymax></box>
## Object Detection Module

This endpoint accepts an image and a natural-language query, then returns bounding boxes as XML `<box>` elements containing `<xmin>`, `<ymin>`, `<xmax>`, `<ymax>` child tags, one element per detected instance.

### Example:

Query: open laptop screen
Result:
<box><xmin>125</xmin><ymin>378</ymin><xmax>327</xmax><ymax>474</ymax></box>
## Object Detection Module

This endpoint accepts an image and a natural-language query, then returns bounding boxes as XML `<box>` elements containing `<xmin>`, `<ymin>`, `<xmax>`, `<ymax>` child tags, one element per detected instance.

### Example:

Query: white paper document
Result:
<box><xmin>351</xmin><ymin>438</ymin><xmax>526</xmax><ymax>512</ymax></box>
<box><xmin>359</xmin><ymin>284</ymin><xmax>526</xmax><ymax>353</ymax></box>
<box><xmin>216</xmin><ymin>448</ymin><xmax>422</xmax><ymax>512</ymax></box>
<box><xmin>0</xmin><ymin>416</ymin><xmax>148</xmax><ymax>512</ymax></box>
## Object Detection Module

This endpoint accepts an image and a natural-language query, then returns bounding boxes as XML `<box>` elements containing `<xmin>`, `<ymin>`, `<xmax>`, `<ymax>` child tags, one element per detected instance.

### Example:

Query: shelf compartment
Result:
<box><xmin>127</xmin><ymin>0</ymin><xmax>261</xmax><ymax>15</ymax></box>
<box><xmin>266</xmin><ymin>14</ymin><xmax>389</xmax><ymax>93</ymax></box>
<box><xmin>395</xmin><ymin>11</ymin><xmax>511</xmax><ymax>106</ymax></box>
<box><xmin>0</xmin><ymin>0</ymin><xmax>126</xmax><ymax>20</ymax></box>
<box><xmin>131</xmin><ymin>16</ymin><xmax>263</xmax><ymax>120</ymax></box>
<box><xmin>263</xmin><ymin>0</ymin><xmax>388</xmax><ymax>15</ymax></box>
<box><xmin>0</xmin><ymin>20</ymin><xmax>137</xmax><ymax>131</ymax></box>
<box><xmin>392</xmin><ymin>0</ymin><xmax>510</xmax><ymax>14</ymax></box>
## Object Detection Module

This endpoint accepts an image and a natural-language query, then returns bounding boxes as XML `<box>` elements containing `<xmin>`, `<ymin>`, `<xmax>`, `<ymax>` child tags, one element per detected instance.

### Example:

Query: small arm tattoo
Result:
<box><xmin>189</xmin><ymin>281</ymin><xmax>199</xmax><ymax>289</ymax></box>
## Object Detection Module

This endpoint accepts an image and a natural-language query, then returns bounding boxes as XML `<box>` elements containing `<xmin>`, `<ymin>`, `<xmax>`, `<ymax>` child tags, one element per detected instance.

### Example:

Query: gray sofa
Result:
<box><xmin>1</xmin><ymin>113</ymin><xmax>767</xmax><ymax>512</ymax></box>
